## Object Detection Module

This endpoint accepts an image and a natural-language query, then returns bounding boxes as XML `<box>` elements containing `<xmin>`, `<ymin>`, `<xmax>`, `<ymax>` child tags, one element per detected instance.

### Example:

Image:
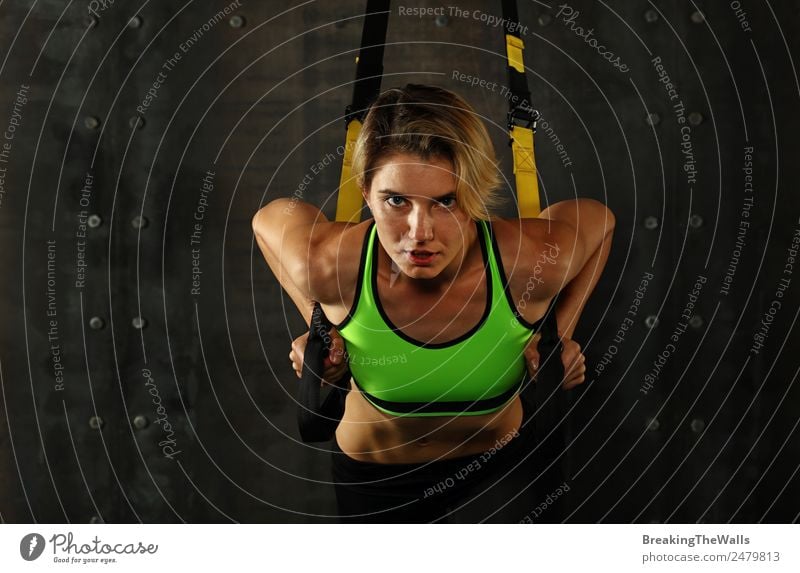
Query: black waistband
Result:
<box><xmin>354</xmin><ymin>374</ymin><xmax>525</xmax><ymax>416</ymax></box>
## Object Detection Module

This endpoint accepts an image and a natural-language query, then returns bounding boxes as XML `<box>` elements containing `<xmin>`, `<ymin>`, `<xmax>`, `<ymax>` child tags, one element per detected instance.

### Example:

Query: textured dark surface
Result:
<box><xmin>0</xmin><ymin>0</ymin><xmax>797</xmax><ymax>523</ymax></box>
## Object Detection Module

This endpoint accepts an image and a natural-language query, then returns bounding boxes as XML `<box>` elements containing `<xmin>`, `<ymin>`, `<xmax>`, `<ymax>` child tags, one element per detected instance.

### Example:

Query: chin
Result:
<box><xmin>406</xmin><ymin>265</ymin><xmax>442</xmax><ymax>280</ymax></box>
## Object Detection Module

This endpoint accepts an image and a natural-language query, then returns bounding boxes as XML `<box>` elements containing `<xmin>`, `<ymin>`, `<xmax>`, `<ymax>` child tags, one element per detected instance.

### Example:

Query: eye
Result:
<box><xmin>386</xmin><ymin>196</ymin><xmax>406</xmax><ymax>207</ymax></box>
<box><xmin>438</xmin><ymin>196</ymin><xmax>456</xmax><ymax>208</ymax></box>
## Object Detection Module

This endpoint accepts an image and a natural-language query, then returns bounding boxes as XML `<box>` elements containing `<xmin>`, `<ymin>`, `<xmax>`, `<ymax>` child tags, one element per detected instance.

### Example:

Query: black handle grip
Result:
<box><xmin>297</xmin><ymin>303</ymin><xmax>348</xmax><ymax>443</ymax></box>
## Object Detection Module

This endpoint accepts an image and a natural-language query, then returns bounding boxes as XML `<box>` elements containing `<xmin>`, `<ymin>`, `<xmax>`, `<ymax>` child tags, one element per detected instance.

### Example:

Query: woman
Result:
<box><xmin>253</xmin><ymin>84</ymin><xmax>615</xmax><ymax>522</ymax></box>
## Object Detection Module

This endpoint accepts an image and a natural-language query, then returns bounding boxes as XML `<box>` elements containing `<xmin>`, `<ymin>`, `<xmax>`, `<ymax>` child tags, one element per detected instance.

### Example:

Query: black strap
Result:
<box><xmin>345</xmin><ymin>0</ymin><xmax>391</xmax><ymax>124</ymax></box>
<box><xmin>523</xmin><ymin>291</ymin><xmax>569</xmax><ymax>522</ymax></box>
<box><xmin>528</xmin><ymin>292</ymin><xmax>565</xmax><ymax>415</ymax></box>
<box><xmin>519</xmin><ymin>293</ymin><xmax>563</xmax><ymax>397</ymax></box>
<box><xmin>296</xmin><ymin>302</ymin><xmax>350</xmax><ymax>443</ymax></box>
<box><xmin>501</xmin><ymin>0</ymin><xmax>538</xmax><ymax>129</ymax></box>
<box><xmin>297</xmin><ymin>1</ymin><xmax>390</xmax><ymax>443</ymax></box>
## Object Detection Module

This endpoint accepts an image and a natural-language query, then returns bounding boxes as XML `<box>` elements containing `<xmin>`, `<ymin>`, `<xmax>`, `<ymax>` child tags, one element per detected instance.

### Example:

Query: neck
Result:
<box><xmin>396</xmin><ymin>220</ymin><xmax>482</xmax><ymax>292</ymax></box>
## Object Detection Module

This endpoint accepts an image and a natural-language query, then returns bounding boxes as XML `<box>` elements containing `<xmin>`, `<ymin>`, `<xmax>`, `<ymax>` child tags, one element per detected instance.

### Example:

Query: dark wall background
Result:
<box><xmin>0</xmin><ymin>0</ymin><xmax>797</xmax><ymax>523</ymax></box>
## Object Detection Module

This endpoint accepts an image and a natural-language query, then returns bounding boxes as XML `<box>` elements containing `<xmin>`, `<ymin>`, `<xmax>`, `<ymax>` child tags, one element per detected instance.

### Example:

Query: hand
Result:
<box><xmin>289</xmin><ymin>327</ymin><xmax>349</xmax><ymax>387</ymax></box>
<box><xmin>524</xmin><ymin>332</ymin><xmax>586</xmax><ymax>390</ymax></box>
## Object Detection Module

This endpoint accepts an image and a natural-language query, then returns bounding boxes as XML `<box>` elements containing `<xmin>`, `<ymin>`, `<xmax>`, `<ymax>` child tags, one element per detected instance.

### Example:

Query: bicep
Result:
<box><xmin>251</xmin><ymin>199</ymin><xmax>333</xmax><ymax>300</ymax></box>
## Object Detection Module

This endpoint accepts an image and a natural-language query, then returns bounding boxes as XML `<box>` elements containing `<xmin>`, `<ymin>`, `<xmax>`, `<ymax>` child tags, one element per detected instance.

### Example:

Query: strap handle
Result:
<box><xmin>296</xmin><ymin>302</ymin><xmax>350</xmax><ymax>443</ymax></box>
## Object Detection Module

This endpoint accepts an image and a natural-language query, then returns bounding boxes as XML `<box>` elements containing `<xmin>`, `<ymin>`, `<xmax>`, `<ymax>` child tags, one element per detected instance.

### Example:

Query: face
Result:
<box><xmin>362</xmin><ymin>152</ymin><xmax>474</xmax><ymax>283</ymax></box>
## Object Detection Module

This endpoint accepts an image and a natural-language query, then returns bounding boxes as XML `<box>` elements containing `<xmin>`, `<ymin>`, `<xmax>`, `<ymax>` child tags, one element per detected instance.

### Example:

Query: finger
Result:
<box><xmin>324</xmin><ymin>366</ymin><xmax>348</xmax><ymax>384</ymax></box>
<box><xmin>524</xmin><ymin>345</ymin><xmax>541</xmax><ymax>371</ymax></box>
<box><xmin>563</xmin><ymin>350</ymin><xmax>584</xmax><ymax>374</ymax></box>
<box><xmin>566</xmin><ymin>353</ymin><xmax>584</xmax><ymax>375</ymax></box>
<box><xmin>567</xmin><ymin>356</ymin><xmax>585</xmax><ymax>381</ymax></box>
<box><xmin>289</xmin><ymin>350</ymin><xmax>301</xmax><ymax>378</ymax></box>
<box><xmin>329</xmin><ymin>334</ymin><xmax>344</xmax><ymax>365</ymax></box>
<box><xmin>527</xmin><ymin>359</ymin><xmax>539</xmax><ymax>382</ymax></box>
<box><xmin>563</xmin><ymin>377</ymin><xmax>584</xmax><ymax>390</ymax></box>
<box><xmin>324</xmin><ymin>352</ymin><xmax>347</xmax><ymax>369</ymax></box>
<box><xmin>563</xmin><ymin>364</ymin><xmax>587</xmax><ymax>389</ymax></box>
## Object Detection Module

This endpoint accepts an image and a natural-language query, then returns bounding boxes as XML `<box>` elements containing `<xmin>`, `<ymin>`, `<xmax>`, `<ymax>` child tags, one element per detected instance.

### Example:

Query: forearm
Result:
<box><xmin>554</xmin><ymin>225</ymin><xmax>614</xmax><ymax>339</ymax></box>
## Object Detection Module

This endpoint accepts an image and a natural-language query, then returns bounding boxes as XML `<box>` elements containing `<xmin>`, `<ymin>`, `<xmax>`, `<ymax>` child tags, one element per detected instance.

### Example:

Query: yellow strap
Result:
<box><xmin>335</xmin><ymin>119</ymin><xmax>364</xmax><ymax>223</ymax></box>
<box><xmin>511</xmin><ymin>125</ymin><xmax>540</xmax><ymax>217</ymax></box>
<box><xmin>505</xmin><ymin>34</ymin><xmax>525</xmax><ymax>73</ymax></box>
<box><xmin>506</xmin><ymin>35</ymin><xmax>539</xmax><ymax>216</ymax></box>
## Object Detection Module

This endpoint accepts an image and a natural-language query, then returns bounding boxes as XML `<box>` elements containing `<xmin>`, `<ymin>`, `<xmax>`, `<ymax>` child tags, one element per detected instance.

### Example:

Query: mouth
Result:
<box><xmin>405</xmin><ymin>250</ymin><xmax>438</xmax><ymax>265</ymax></box>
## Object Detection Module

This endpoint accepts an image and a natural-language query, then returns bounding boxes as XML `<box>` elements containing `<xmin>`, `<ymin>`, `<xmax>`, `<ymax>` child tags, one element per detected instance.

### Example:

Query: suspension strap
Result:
<box><xmin>335</xmin><ymin>0</ymin><xmax>391</xmax><ymax>223</ymax></box>
<box><xmin>299</xmin><ymin>1</ymin><xmax>391</xmax><ymax>442</ymax></box>
<box><xmin>501</xmin><ymin>0</ymin><xmax>541</xmax><ymax>218</ymax></box>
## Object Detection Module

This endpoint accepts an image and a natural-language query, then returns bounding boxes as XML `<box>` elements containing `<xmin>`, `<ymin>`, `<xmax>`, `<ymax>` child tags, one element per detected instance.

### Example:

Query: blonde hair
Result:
<box><xmin>351</xmin><ymin>84</ymin><xmax>504</xmax><ymax>220</ymax></box>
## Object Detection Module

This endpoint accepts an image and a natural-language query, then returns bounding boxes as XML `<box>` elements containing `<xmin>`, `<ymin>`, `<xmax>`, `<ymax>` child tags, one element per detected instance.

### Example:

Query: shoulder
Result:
<box><xmin>487</xmin><ymin>217</ymin><xmax>577</xmax><ymax>300</ymax></box>
<box><xmin>252</xmin><ymin>199</ymin><xmax>372</xmax><ymax>305</ymax></box>
<box><xmin>309</xmin><ymin>218</ymin><xmax>374</xmax><ymax>305</ymax></box>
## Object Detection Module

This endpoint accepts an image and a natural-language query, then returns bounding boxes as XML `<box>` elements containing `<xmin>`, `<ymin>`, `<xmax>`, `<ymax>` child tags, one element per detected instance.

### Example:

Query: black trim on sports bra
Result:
<box><xmin>351</xmin><ymin>372</ymin><xmax>525</xmax><ymax>415</ymax></box>
<box><xmin>371</xmin><ymin>219</ymin><xmax>492</xmax><ymax>349</ymax></box>
<box><xmin>331</xmin><ymin>220</ymin><xmax>376</xmax><ymax>331</ymax></box>
<box><xmin>485</xmin><ymin>219</ymin><xmax>548</xmax><ymax>331</ymax></box>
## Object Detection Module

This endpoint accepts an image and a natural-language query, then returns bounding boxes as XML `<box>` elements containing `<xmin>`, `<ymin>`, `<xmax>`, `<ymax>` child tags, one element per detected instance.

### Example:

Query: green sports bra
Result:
<box><xmin>334</xmin><ymin>218</ymin><xmax>550</xmax><ymax>417</ymax></box>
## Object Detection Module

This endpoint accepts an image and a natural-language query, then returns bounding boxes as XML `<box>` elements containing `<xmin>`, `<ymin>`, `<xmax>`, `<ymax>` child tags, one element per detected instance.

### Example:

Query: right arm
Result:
<box><xmin>251</xmin><ymin>198</ymin><xmax>336</xmax><ymax>326</ymax></box>
<box><xmin>253</xmin><ymin>198</ymin><xmax>349</xmax><ymax>383</ymax></box>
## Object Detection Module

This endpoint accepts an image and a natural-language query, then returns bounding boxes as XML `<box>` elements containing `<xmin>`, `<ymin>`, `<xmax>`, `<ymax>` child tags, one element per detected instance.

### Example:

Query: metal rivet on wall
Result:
<box><xmin>131</xmin><ymin>216</ymin><xmax>149</xmax><ymax>229</ymax></box>
<box><xmin>644</xmin><ymin>216</ymin><xmax>659</xmax><ymax>230</ymax></box>
<box><xmin>229</xmin><ymin>15</ymin><xmax>245</xmax><ymax>28</ymax></box>
<box><xmin>133</xmin><ymin>415</ymin><xmax>149</xmax><ymax>430</ymax></box>
<box><xmin>644</xmin><ymin>9</ymin><xmax>659</xmax><ymax>23</ymax></box>
<box><xmin>689</xmin><ymin>315</ymin><xmax>704</xmax><ymax>329</ymax></box>
<box><xmin>689</xmin><ymin>214</ymin><xmax>704</xmax><ymax>229</ymax></box>
<box><xmin>129</xmin><ymin>116</ymin><xmax>145</xmax><ymax>130</ymax></box>
<box><xmin>690</xmin><ymin>418</ymin><xmax>705</xmax><ymax>433</ymax></box>
<box><xmin>647</xmin><ymin>418</ymin><xmax>660</xmax><ymax>432</ymax></box>
<box><xmin>538</xmin><ymin>14</ymin><xmax>552</xmax><ymax>26</ymax></box>
<box><xmin>89</xmin><ymin>416</ymin><xmax>104</xmax><ymax>430</ymax></box>
<box><xmin>89</xmin><ymin>515</ymin><xmax>104</xmax><ymax>524</ymax></box>
<box><xmin>688</xmin><ymin>112</ymin><xmax>704</xmax><ymax>126</ymax></box>
<box><xmin>691</xmin><ymin>11</ymin><xmax>705</xmax><ymax>24</ymax></box>
<box><xmin>645</xmin><ymin>112</ymin><xmax>661</xmax><ymax>126</ymax></box>
<box><xmin>89</xmin><ymin>316</ymin><xmax>105</xmax><ymax>330</ymax></box>
<box><xmin>645</xmin><ymin>315</ymin><xmax>660</xmax><ymax>329</ymax></box>
<box><xmin>87</xmin><ymin>214</ymin><xmax>103</xmax><ymax>228</ymax></box>
<box><xmin>128</xmin><ymin>15</ymin><xmax>143</xmax><ymax>29</ymax></box>
<box><xmin>84</xmin><ymin>116</ymin><xmax>100</xmax><ymax>130</ymax></box>
<box><xmin>435</xmin><ymin>14</ymin><xmax>449</xmax><ymax>27</ymax></box>
<box><xmin>132</xmin><ymin>317</ymin><xmax>147</xmax><ymax>330</ymax></box>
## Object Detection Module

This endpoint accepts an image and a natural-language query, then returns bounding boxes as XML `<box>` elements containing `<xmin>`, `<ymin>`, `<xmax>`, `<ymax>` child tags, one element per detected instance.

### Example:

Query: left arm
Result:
<box><xmin>523</xmin><ymin>199</ymin><xmax>615</xmax><ymax>388</ymax></box>
<box><xmin>538</xmin><ymin>199</ymin><xmax>616</xmax><ymax>339</ymax></box>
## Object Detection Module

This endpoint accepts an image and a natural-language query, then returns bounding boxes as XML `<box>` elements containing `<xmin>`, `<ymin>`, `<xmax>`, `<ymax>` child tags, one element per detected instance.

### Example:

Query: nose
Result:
<box><xmin>408</xmin><ymin>206</ymin><xmax>434</xmax><ymax>243</ymax></box>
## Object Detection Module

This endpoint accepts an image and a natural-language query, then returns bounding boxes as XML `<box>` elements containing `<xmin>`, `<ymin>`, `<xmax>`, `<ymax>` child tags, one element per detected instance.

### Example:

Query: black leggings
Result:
<box><xmin>331</xmin><ymin>397</ymin><xmax>542</xmax><ymax>523</ymax></box>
